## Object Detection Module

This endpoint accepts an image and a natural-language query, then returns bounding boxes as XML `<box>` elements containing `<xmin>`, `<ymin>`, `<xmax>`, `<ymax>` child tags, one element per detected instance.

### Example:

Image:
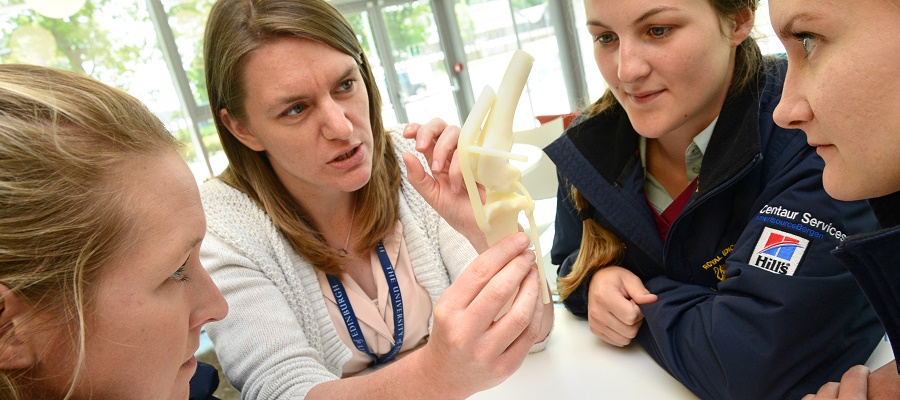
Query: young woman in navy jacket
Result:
<box><xmin>547</xmin><ymin>1</ymin><xmax>883</xmax><ymax>398</ymax></box>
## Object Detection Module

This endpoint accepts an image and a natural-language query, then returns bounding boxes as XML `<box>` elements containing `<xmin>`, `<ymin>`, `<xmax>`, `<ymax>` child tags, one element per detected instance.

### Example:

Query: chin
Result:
<box><xmin>630</xmin><ymin>124</ymin><xmax>669</xmax><ymax>139</ymax></box>
<box><xmin>824</xmin><ymin>156</ymin><xmax>900</xmax><ymax>201</ymax></box>
<box><xmin>350</xmin><ymin>169</ymin><xmax>374</xmax><ymax>191</ymax></box>
<box><xmin>171</xmin><ymin>385</ymin><xmax>191</xmax><ymax>400</ymax></box>
<box><xmin>823</xmin><ymin>182</ymin><xmax>863</xmax><ymax>202</ymax></box>
<box><xmin>622</xmin><ymin>114</ymin><xmax>672</xmax><ymax>139</ymax></box>
<box><xmin>822</xmin><ymin>174</ymin><xmax>881</xmax><ymax>202</ymax></box>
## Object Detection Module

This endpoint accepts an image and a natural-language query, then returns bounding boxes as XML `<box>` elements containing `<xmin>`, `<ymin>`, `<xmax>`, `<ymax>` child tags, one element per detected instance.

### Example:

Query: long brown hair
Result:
<box><xmin>0</xmin><ymin>64</ymin><xmax>179</xmax><ymax>399</ymax></box>
<box><xmin>558</xmin><ymin>0</ymin><xmax>762</xmax><ymax>299</ymax></box>
<box><xmin>204</xmin><ymin>0</ymin><xmax>400</xmax><ymax>274</ymax></box>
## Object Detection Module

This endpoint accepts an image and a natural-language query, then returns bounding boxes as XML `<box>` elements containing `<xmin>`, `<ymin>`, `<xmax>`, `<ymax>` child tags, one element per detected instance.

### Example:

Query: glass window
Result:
<box><xmin>754</xmin><ymin>2</ymin><xmax>787</xmax><ymax>56</ymax></box>
<box><xmin>161</xmin><ymin>0</ymin><xmax>213</xmax><ymax>106</ymax></box>
<box><xmin>0</xmin><ymin>0</ymin><xmax>212</xmax><ymax>181</ymax></box>
<box><xmin>160</xmin><ymin>0</ymin><xmax>227</xmax><ymax>176</ymax></box>
<box><xmin>381</xmin><ymin>1</ymin><xmax>460</xmax><ymax>126</ymax></box>
<box><xmin>509</xmin><ymin>0</ymin><xmax>569</xmax><ymax>121</ymax></box>
<box><xmin>570</xmin><ymin>0</ymin><xmax>607</xmax><ymax>102</ymax></box>
<box><xmin>455</xmin><ymin>0</ymin><xmax>570</xmax><ymax>130</ymax></box>
<box><xmin>346</xmin><ymin>9</ymin><xmax>401</xmax><ymax>128</ymax></box>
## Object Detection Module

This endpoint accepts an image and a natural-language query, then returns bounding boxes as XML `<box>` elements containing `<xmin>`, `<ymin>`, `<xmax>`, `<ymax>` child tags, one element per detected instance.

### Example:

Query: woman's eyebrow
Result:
<box><xmin>270</xmin><ymin>65</ymin><xmax>358</xmax><ymax>112</ymax></box>
<box><xmin>586</xmin><ymin>6</ymin><xmax>680</xmax><ymax>29</ymax></box>
<box><xmin>776</xmin><ymin>12</ymin><xmax>820</xmax><ymax>38</ymax></box>
<box><xmin>632</xmin><ymin>6</ymin><xmax>679</xmax><ymax>26</ymax></box>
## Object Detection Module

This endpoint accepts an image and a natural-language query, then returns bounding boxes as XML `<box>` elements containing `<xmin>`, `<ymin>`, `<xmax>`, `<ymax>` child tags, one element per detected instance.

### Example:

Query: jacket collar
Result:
<box><xmin>870</xmin><ymin>191</ymin><xmax>900</xmax><ymax>229</ymax></box>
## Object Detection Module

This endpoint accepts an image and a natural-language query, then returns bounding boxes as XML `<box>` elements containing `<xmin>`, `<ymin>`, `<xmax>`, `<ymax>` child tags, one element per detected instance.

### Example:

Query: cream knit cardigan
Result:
<box><xmin>200</xmin><ymin>132</ymin><xmax>479</xmax><ymax>399</ymax></box>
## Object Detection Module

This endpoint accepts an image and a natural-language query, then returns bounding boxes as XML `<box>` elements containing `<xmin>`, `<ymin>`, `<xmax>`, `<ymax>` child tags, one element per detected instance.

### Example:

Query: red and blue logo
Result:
<box><xmin>750</xmin><ymin>227</ymin><xmax>810</xmax><ymax>276</ymax></box>
<box><xmin>758</xmin><ymin>233</ymin><xmax>804</xmax><ymax>261</ymax></box>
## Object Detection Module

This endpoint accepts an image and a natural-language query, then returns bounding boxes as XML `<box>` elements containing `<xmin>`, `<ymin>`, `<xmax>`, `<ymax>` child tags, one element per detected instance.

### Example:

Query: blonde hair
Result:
<box><xmin>0</xmin><ymin>64</ymin><xmax>179</xmax><ymax>399</ymax></box>
<box><xmin>204</xmin><ymin>0</ymin><xmax>400</xmax><ymax>275</ymax></box>
<box><xmin>558</xmin><ymin>0</ymin><xmax>762</xmax><ymax>299</ymax></box>
<box><xmin>556</xmin><ymin>188</ymin><xmax>626</xmax><ymax>300</ymax></box>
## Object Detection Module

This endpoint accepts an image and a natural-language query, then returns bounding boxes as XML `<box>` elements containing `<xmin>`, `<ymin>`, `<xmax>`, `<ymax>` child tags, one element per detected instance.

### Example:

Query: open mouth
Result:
<box><xmin>333</xmin><ymin>146</ymin><xmax>358</xmax><ymax>162</ymax></box>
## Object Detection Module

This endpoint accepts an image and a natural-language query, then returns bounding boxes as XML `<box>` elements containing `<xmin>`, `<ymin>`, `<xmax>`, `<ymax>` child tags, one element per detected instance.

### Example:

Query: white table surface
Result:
<box><xmin>469</xmin><ymin>305</ymin><xmax>896</xmax><ymax>399</ymax></box>
<box><xmin>469</xmin><ymin>306</ymin><xmax>698</xmax><ymax>399</ymax></box>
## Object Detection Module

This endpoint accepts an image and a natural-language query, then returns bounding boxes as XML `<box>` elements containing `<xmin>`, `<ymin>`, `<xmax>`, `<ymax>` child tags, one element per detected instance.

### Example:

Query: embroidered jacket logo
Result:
<box><xmin>760</xmin><ymin>234</ymin><xmax>802</xmax><ymax>260</ymax></box>
<box><xmin>749</xmin><ymin>227</ymin><xmax>809</xmax><ymax>276</ymax></box>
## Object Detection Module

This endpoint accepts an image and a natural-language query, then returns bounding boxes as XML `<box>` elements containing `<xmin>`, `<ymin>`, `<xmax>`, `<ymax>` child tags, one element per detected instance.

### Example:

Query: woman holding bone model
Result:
<box><xmin>547</xmin><ymin>0</ymin><xmax>882</xmax><ymax>398</ymax></box>
<box><xmin>200</xmin><ymin>0</ymin><xmax>551</xmax><ymax>398</ymax></box>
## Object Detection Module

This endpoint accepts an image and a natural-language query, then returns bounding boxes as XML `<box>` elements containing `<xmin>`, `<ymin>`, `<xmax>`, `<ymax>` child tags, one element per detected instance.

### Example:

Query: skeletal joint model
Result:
<box><xmin>458</xmin><ymin>50</ymin><xmax>550</xmax><ymax>304</ymax></box>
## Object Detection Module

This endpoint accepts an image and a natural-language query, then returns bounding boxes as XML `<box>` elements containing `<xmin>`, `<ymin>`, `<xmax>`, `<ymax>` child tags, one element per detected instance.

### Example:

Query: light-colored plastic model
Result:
<box><xmin>458</xmin><ymin>50</ymin><xmax>550</xmax><ymax>304</ymax></box>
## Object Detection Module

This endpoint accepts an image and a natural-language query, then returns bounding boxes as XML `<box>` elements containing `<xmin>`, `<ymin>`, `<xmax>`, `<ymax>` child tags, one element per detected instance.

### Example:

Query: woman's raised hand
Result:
<box><xmin>403</xmin><ymin>119</ymin><xmax>488</xmax><ymax>252</ymax></box>
<box><xmin>403</xmin><ymin>119</ymin><xmax>463</xmax><ymax>192</ymax></box>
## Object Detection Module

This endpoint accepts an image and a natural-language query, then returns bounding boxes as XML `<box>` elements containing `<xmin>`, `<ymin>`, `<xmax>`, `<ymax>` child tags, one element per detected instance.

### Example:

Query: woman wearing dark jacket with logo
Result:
<box><xmin>769</xmin><ymin>0</ymin><xmax>900</xmax><ymax>398</ymax></box>
<box><xmin>547</xmin><ymin>0</ymin><xmax>883</xmax><ymax>399</ymax></box>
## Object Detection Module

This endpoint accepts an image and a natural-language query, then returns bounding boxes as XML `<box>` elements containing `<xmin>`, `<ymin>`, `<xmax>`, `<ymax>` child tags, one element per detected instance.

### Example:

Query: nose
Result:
<box><xmin>617</xmin><ymin>39</ymin><xmax>651</xmax><ymax>83</ymax></box>
<box><xmin>320</xmin><ymin>97</ymin><xmax>354</xmax><ymax>141</ymax></box>
<box><xmin>190</xmin><ymin>267</ymin><xmax>228</xmax><ymax>329</ymax></box>
<box><xmin>773</xmin><ymin>66</ymin><xmax>814</xmax><ymax>129</ymax></box>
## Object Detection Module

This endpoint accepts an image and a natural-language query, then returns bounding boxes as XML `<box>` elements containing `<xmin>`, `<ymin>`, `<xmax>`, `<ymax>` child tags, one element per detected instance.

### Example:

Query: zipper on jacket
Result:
<box><xmin>662</xmin><ymin>153</ymin><xmax>762</xmax><ymax>264</ymax></box>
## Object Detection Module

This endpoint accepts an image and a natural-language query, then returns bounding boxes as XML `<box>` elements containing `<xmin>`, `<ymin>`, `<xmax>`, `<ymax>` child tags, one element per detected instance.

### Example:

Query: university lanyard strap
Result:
<box><xmin>326</xmin><ymin>241</ymin><xmax>405</xmax><ymax>366</ymax></box>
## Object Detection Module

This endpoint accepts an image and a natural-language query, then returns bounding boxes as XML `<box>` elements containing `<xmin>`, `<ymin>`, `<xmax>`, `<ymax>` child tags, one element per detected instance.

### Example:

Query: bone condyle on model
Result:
<box><xmin>458</xmin><ymin>49</ymin><xmax>551</xmax><ymax>304</ymax></box>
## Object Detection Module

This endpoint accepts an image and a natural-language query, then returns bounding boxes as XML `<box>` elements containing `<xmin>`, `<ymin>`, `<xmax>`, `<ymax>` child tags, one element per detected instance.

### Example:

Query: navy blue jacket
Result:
<box><xmin>190</xmin><ymin>361</ymin><xmax>221</xmax><ymax>400</ymax></box>
<box><xmin>545</xmin><ymin>58</ymin><xmax>883</xmax><ymax>399</ymax></box>
<box><xmin>833</xmin><ymin>192</ymin><xmax>900</xmax><ymax>373</ymax></box>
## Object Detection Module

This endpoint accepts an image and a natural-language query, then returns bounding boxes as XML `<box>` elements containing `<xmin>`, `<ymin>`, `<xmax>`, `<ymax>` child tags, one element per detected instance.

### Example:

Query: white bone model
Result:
<box><xmin>458</xmin><ymin>50</ymin><xmax>550</xmax><ymax>304</ymax></box>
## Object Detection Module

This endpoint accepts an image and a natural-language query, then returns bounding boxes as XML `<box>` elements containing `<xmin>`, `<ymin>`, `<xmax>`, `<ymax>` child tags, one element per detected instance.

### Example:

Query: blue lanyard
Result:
<box><xmin>327</xmin><ymin>241</ymin><xmax>404</xmax><ymax>366</ymax></box>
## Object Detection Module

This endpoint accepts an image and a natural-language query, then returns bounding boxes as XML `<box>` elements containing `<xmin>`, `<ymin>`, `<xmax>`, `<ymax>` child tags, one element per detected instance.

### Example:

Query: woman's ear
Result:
<box><xmin>0</xmin><ymin>284</ymin><xmax>37</xmax><ymax>370</ymax></box>
<box><xmin>730</xmin><ymin>7</ymin><xmax>756</xmax><ymax>46</ymax></box>
<box><xmin>219</xmin><ymin>108</ymin><xmax>266</xmax><ymax>152</ymax></box>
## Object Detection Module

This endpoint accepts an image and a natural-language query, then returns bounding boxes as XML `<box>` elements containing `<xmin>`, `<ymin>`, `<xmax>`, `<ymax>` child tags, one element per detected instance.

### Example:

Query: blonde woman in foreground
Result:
<box><xmin>0</xmin><ymin>64</ymin><xmax>227</xmax><ymax>399</ymax></box>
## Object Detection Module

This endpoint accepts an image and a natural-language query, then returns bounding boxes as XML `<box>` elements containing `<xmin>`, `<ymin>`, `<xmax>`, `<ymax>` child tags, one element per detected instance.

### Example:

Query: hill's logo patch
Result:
<box><xmin>749</xmin><ymin>227</ymin><xmax>809</xmax><ymax>276</ymax></box>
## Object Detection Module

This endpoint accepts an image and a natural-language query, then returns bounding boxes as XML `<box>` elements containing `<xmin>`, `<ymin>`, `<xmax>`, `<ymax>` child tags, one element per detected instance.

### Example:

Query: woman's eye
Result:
<box><xmin>593</xmin><ymin>32</ymin><xmax>617</xmax><ymax>45</ymax></box>
<box><xmin>790</xmin><ymin>31</ymin><xmax>819</xmax><ymax>57</ymax></box>
<box><xmin>648</xmin><ymin>26</ymin><xmax>672</xmax><ymax>38</ymax></box>
<box><xmin>285</xmin><ymin>103</ymin><xmax>306</xmax><ymax>117</ymax></box>
<box><xmin>169</xmin><ymin>265</ymin><xmax>190</xmax><ymax>283</ymax></box>
<box><xmin>801</xmin><ymin>36</ymin><xmax>818</xmax><ymax>55</ymax></box>
<box><xmin>339</xmin><ymin>79</ymin><xmax>354</xmax><ymax>91</ymax></box>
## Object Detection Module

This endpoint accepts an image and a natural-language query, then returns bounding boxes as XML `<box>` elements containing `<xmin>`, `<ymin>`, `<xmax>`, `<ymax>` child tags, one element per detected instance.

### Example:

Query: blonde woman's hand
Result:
<box><xmin>587</xmin><ymin>266</ymin><xmax>658</xmax><ymax>347</ymax></box>
<box><xmin>414</xmin><ymin>233</ymin><xmax>543</xmax><ymax>398</ymax></box>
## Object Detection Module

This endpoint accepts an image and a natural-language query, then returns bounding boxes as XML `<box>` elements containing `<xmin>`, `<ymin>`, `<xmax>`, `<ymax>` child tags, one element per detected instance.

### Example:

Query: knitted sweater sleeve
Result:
<box><xmin>200</xmin><ymin>180</ymin><xmax>347</xmax><ymax>399</ymax></box>
<box><xmin>201</xmin><ymin>233</ymin><xmax>340</xmax><ymax>399</ymax></box>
